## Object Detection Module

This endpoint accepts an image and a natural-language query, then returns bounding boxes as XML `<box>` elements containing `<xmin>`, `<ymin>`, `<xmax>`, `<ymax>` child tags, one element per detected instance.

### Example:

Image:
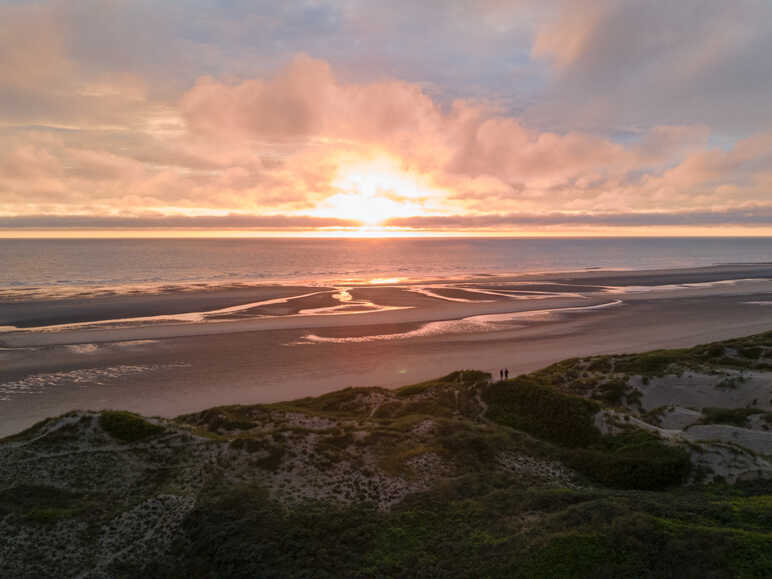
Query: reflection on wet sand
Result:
<box><xmin>298</xmin><ymin>300</ymin><xmax>624</xmax><ymax>344</ymax></box>
<box><xmin>2</xmin><ymin>267</ymin><xmax>772</xmax><ymax>348</ymax></box>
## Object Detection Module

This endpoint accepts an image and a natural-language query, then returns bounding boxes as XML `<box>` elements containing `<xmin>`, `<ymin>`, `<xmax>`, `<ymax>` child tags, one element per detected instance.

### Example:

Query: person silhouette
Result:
<box><xmin>504</xmin><ymin>368</ymin><xmax>509</xmax><ymax>379</ymax></box>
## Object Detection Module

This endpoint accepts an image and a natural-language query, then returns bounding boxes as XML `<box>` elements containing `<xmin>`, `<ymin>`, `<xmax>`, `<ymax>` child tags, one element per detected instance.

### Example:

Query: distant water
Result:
<box><xmin>1</xmin><ymin>237</ymin><xmax>771</xmax><ymax>294</ymax></box>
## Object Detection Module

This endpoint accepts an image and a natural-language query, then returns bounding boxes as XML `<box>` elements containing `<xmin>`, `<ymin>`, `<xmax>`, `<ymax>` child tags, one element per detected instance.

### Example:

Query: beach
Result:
<box><xmin>2</xmin><ymin>263</ymin><xmax>772</xmax><ymax>437</ymax></box>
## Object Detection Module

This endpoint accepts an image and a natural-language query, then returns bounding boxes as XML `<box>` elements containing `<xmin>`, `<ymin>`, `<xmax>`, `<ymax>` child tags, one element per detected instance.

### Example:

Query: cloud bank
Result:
<box><xmin>1</xmin><ymin>1</ymin><xmax>771</xmax><ymax>234</ymax></box>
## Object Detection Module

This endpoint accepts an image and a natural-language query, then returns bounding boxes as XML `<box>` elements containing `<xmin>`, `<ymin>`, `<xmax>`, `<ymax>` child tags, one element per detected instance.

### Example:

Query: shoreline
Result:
<box><xmin>2</xmin><ymin>296</ymin><xmax>772</xmax><ymax>437</ymax></box>
<box><xmin>3</xmin><ymin>279</ymin><xmax>771</xmax><ymax>346</ymax></box>
<box><xmin>3</xmin><ymin>260</ymin><xmax>772</xmax><ymax>300</ymax></box>
<box><xmin>2</xmin><ymin>262</ymin><xmax>772</xmax><ymax>437</ymax></box>
<box><xmin>0</xmin><ymin>264</ymin><xmax>772</xmax><ymax>336</ymax></box>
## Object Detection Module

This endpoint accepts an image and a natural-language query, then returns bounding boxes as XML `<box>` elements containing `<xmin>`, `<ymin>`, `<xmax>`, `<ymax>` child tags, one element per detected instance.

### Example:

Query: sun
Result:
<box><xmin>317</xmin><ymin>192</ymin><xmax>412</xmax><ymax>226</ymax></box>
<box><xmin>311</xmin><ymin>159</ymin><xmax>438</xmax><ymax>226</ymax></box>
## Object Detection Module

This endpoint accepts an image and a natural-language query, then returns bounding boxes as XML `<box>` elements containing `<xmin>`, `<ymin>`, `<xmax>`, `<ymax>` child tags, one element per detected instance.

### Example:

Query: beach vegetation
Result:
<box><xmin>613</xmin><ymin>348</ymin><xmax>691</xmax><ymax>376</ymax></box>
<box><xmin>0</xmin><ymin>485</ymin><xmax>97</xmax><ymax>524</ymax></box>
<box><xmin>596</xmin><ymin>379</ymin><xmax>628</xmax><ymax>405</ymax></box>
<box><xmin>148</xmin><ymin>478</ymin><xmax>771</xmax><ymax>578</ymax></box>
<box><xmin>396</xmin><ymin>370</ymin><xmax>490</xmax><ymax>397</ymax></box>
<box><xmin>99</xmin><ymin>410</ymin><xmax>166</xmax><ymax>442</ymax></box>
<box><xmin>378</xmin><ymin>413</ymin><xmax>432</xmax><ymax>432</ymax></box>
<box><xmin>715</xmin><ymin>374</ymin><xmax>746</xmax><ymax>389</ymax></box>
<box><xmin>378</xmin><ymin>444</ymin><xmax>440</xmax><ymax>476</ymax></box>
<box><xmin>563</xmin><ymin>432</ymin><xmax>691</xmax><ymax>490</ymax></box>
<box><xmin>255</xmin><ymin>445</ymin><xmax>286</xmax><ymax>471</ymax></box>
<box><xmin>274</xmin><ymin>386</ymin><xmax>390</xmax><ymax>416</ymax></box>
<box><xmin>642</xmin><ymin>406</ymin><xmax>669</xmax><ymax>426</ymax></box>
<box><xmin>435</xmin><ymin>421</ymin><xmax>508</xmax><ymax>470</ymax></box>
<box><xmin>586</xmin><ymin>356</ymin><xmax>613</xmax><ymax>373</ymax></box>
<box><xmin>484</xmin><ymin>377</ymin><xmax>602</xmax><ymax>448</ymax></box>
<box><xmin>5</xmin><ymin>333</ymin><xmax>772</xmax><ymax>576</ymax></box>
<box><xmin>0</xmin><ymin>416</ymin><xmax>56</xmax><ymax>443</ymax></box>
<box><xmin>23</xmin><ymin>506</ymin><xmax>83</xmax><ymax>523</ymax></box>
<box><xmin>738</xmin><ymin>346</ymin><xmax>763</xmax><ymax>359</ymax></box>
<box><xmin>698</xmin><ymin>407</ymin><xmax>766</xmax><ymax>428</ymax></box>
<box><xmin>713</xmin><ymin>355</ymin><xmax>755</xmax><ymax>369</ymax></box>
<box><xmin>179</xmin><ymin>406</ymin><xmax>260</xmax><ymax>432</ymax></box>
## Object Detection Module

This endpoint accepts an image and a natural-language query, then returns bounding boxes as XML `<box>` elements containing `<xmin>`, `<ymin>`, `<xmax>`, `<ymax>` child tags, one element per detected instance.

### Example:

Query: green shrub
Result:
<box><xmin>283</xmin><ymin>387</ymin><xmax>373</xmax><ymax>413</ymax></box>
<box><xmin>23</xmin><ymin>506</ymin><xmax>81</xmax><ymax>523</ymax></box>
<box><xmin>99</xmin><ymin>410</ymin><xmax>165</xmax><ymax>442</ymax></box>
<box><xmin>436</xmin><ymin>422</ymin><xmax>507</xmax><ymax>469</ymax></box>
<box><xmin>715</xmin><ymin>375</ymin><xmax>744</xmax><ymax>389</ymax></box>
<box><xmin>696</xmin><ymin>344</ymin><xmax>725</xmax><ymax>359</ymax></box>
<box><xmin>596</xmin><ymin>380</ymin><xmax>627</xmax><ymax>405</ymax></box>
<box><xmin>151</xmin><ymin>479</ymin><xmax>771</xmax><ymax>578</ymax></box>
<box><xmin>587</xmin><ymin>357</ymin><xmax>613</xmax><ymax>373</ymax></box>
<box><xmin>255</xmin><ymin>445</ymin><xmax>285</xmax><ymax>471</ymax></box>
<box><xmin>0</xmin><ymin>485</ymin><xmax>95</xmax><ymax>524</ymax></box>
<box><xmin>230</xmin><ymin>437</ymin><xmax>267</xmax><ymax>453</ymax></box>
<box><xmin>0</xmin><ymin>417</ymin><xmax>55</xmax><ymax>442</ymax></box>
<box><xmin>484</xmin><ymin>378</ymin><xmax>601</xmax><ymax>447</ymax></box>
<box><xmin>395</xmin><ymin>382</ymin><xmax>436</xmax><ymax>397</ymax></box>
<box><xmin>738</xmin><ymin>346</ymin><xmax>763</xmax><ymax>359</ymax></box>
<box><xmin>396</xmin><ymin>370</ymin><xmax>490</xmax><ymax>397</ymax></box>
<box><xmin>185</xmin><ymin>407</ymin><xmax>259</xmax><ymax>431</ymax></box>
<box><xmin>714</xmin><ymin>355</ymin><xmax>754</xmax><ymax>368</ymax></box>
<box><xmin>613</xmin><ymin>349</ymin><xmax>690</xmax><ymax>376</ymax></box>
<box><xmin>699</xmin><ymin>407</ymin><xmax>763</xmax><ymax>427</ymax></box>
<box><xmin>564</xmin><ymin>432</ymin><xmax>691</xmax><ymax>490</ymax></box>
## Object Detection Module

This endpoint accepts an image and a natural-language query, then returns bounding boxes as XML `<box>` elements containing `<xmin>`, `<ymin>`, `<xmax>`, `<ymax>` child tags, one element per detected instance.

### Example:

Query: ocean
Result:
<box><xmin>1</xmin><ymin>237</ymin><xmax>771</xmax><ymax>294</ymax></box>
<box><xmin>0</xmin><ymin>238</ymin><xmax>772</xmax><ymax>295</ymax></box>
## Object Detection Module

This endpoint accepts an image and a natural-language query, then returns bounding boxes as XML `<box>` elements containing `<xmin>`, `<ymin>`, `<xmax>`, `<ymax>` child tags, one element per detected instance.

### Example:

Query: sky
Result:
<box><xmin>1</xmin><ymin>0</ymin><xmax>772</xmax><ymax>237</ymax></box>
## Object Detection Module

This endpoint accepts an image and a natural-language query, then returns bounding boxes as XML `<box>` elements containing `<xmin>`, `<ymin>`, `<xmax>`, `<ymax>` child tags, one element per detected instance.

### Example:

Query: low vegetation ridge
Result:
<box><xmin>2</xmin><ymin>332</ymin><xmax>772</xmax><ymax>577</ymax></box>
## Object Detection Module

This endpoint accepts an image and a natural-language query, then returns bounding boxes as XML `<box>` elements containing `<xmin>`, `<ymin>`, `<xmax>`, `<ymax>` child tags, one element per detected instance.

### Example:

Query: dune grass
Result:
<box><xmin>149</xmin><ymin>477</ymin><xmax>771</xmax><ymax>578</ymax></box>
<box><xmin>99</xmin><ymin>410</ymin><xmax>166</xmax><ymax>442</ymax></box>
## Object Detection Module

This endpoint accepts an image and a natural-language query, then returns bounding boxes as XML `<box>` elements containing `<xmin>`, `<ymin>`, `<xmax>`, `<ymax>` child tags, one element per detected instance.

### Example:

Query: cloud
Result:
<box><xmin>1</xmin><ymin>2</ymin><xmax>772</xmax><ymax>234</ymax></box>
<box><xmin>2</xmin><ymin>54</ymin><xmax>771</xmax><ymax>230</ymax></box>
<box><xmin>385</xmin><ymin>206</ymin><xmax>772</xmax><ymax>229</ymax></box>
<box><xmin>4</xmin><ymin>206</ymin><xmax>770</xmax><ymax>231</ymax></box>
<box><xmin>530</xmin><ymin>0</ymin><xmax>772</xmax><ymax>134</ymax></box>
<box><xmin>0</xmin><ymin>214</ymin><xmax>358</xmax><ymax>229</ymax></box>
<box><xmin>180</xmin><ymin>53</ymin><xmax>447</xmax><ymax>153</ymax></box>
<box><xmin>4</xmin><ymin>1</ymin><xmax>772</xmax><ymax>138</ymax></box>
<box><xmin>178</xmin><ymin>54</ymin><xmax>724</xmax><ymax>210</ymax></box>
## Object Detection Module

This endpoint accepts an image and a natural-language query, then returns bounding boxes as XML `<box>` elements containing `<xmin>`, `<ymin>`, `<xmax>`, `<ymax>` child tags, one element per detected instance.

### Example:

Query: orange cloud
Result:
<box><xmin>1</xmin><ymin>52</ymin><xmax>771</xmax><ymax>232</ymax></box>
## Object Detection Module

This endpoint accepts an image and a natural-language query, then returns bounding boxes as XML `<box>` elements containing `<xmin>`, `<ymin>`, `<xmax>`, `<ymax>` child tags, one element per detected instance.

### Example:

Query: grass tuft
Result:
<box><xmin>99</xmin><ymin>410</ymin><xmax>166</xmax><ymax>442</ymax></box>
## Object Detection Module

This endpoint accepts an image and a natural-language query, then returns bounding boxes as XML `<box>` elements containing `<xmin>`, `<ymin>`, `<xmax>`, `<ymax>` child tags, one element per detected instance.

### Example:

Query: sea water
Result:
<box><xmin>1</xmin><ymin>237</ymin><xmax>771</xmax><ymax>295</ymax></box>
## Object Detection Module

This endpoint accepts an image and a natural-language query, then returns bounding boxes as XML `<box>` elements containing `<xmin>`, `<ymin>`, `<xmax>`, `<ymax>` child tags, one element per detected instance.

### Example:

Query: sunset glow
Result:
<box><xmin>4</xmin><ymin>6</ymin><xmax>772</xmax><ymax>573</ymax></box>
<box><xmin>1</xmin><ymin>2</ymin><xmax>772</xmax><ymax>237</ymax></box>
<box><xmin>311</xmin><ymin>160</ymin><xmax>443</xmax><ymax>226</ymax></box>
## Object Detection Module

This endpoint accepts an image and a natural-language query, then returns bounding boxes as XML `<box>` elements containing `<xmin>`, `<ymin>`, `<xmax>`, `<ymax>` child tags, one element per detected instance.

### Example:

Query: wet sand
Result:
<box><xmin>531</xmin><ymin>262</ymin><xmax>772</xmax><ymax>286</ymax></box>
<box><xmin>1</xmin><ymin>264</ymin><xmax>772</xmax><ymax>436</ymax></box>
<box><xmin>0</xmin><ymin>285</ymin><xmax>326</xmax><ymax>327</ymax></box>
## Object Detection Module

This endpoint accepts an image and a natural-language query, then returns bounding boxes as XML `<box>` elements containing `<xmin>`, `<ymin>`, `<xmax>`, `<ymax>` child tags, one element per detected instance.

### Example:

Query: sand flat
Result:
<box><xmin>0</xmin><ymin>285</ymin><xmax>327</xmax><ymax>328</ymax></box>
<box><xmin>0</xmin><ymin>293</ymin><xmax>615</xmax><ymax>347</ymax></box>
<box><xmin>2</xmin><ymin>264</ymin><xmax>772</xmax><ymax>437</ymax></box>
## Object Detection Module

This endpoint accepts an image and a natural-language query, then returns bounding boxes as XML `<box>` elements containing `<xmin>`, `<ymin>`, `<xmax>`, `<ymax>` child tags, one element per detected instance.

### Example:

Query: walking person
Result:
<box><xmin>504</xmin><ymin>368</ymin><xmax>509</xmax><ymax>379</ymax></box>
